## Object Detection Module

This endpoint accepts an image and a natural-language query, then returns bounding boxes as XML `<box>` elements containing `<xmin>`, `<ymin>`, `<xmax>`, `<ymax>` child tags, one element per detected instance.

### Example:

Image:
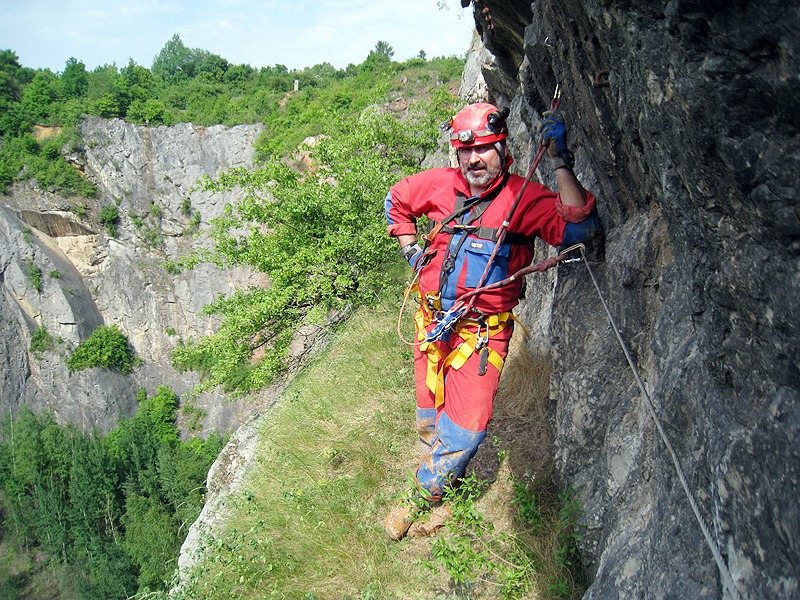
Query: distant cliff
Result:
<box><xmin>0</xmin><ymin>117</ymin><xmax>271</xmax><ymax>433</ymax></box>
<box><xmin>460</xmin><ymin>1</ymin><xmax>798</xmax><ymax>598</ymax></box>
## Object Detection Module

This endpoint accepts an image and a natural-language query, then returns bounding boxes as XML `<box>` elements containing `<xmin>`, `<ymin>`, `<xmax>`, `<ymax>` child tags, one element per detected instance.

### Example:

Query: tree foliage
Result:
<box><xmin>66</xmin><ymin>325</ymin><xmax>136</xmax><ymax>374</ymax></box>
<box><xmin>0</xmin><ymin>38</ymin><xmax>466</xmax><ymax>594</ymax></box>
<box><xmin>172</xmin><ymin>88</ymin><xmax>457</xmax><ymax>393</ymax></box>
<box><xmin>0</xmin><ymin>37</ymin><xmax>464</xmax><ymax>195</ymax></box>
<box><xmin>0</xmin><ymin>392</ymin><xmax>226</xmax><ymax>597</ymax></box>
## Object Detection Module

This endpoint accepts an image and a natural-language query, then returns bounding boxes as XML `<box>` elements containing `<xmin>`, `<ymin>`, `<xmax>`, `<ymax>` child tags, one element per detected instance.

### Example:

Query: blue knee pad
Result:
<box><xmin>416</xmin><ymin>408</ymin><xmax>438</xmax><ymax>451</ymax></box>
<box><xmin>416</xmin><ymin>412</ymin><xmax>486</xmax><ymax>500</ymax></box>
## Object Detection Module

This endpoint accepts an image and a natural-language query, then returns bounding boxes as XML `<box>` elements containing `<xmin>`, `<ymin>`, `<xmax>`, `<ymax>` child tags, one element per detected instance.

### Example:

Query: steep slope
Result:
<box><xmin>459</xmin><ymin>1</ymin><xmax>798</xmax><ymax>598</ymax></box>
<box><xmin>172</xmin><ymin>3</ymin><xmax>797</xmax><ymax>598</ymax></box>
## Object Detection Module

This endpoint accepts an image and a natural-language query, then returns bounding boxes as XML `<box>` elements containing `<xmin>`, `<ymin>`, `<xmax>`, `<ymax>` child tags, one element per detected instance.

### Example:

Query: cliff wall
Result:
<box><xmin>460</xmin><ymin>1</ymin><xmax>798</xmax><ymax>598</ymax></box>
<box><xmin>0</xmin><ymin>117</ymin><xmax>271</xmax><ymax>433</ymax></box>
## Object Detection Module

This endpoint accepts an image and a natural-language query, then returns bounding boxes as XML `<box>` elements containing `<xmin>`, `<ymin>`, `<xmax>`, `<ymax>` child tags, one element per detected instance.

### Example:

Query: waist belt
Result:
<box><xmin>414</xmin><ymin>301</ymin><xmax>527</xmax><ymax>408</ymax></box>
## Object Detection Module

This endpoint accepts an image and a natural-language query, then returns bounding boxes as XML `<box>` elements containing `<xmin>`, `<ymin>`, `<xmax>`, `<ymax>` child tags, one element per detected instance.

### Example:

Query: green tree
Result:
<box><xmin>0</xmin><ymin>409</ymin><xmax>48</xmax><ymax>545</ymax></box>
<box><xmin>68</xmin><ymin>433</ymin><xmax>121</xmax><ymax>553</ymax></box>
<box><xmin>194</xmin><ymin>49</ymin><xmax>229</xmax><ymax>82</ymax></box>
<box><xmin>0</xmin><ymin>409</ymin><xmax>75</xmax><ymax>560</ymax></box>
<box><xmin>373</xmin><ymin>40</ymin><xmax>395</xmax><ymax>59</ymax></box>
<box><xmin>0</xmin><ymin>49</ymin><xmax>29</xmax><ymax>102</ymax></box>
<box><xmin>223</xmin><ymin>62</ymin><xmax>254</xmax><ymax>86</ymax></box>
<box><xmin>61</xmin><ymin>57</ymin><xmax>88</xmax><ymax>98</ymax></box>
<box><xmin>172</xmin><ymin>90</ymin><xmax>457</xmax><ymax>393</ymax></box>
<box><xmin>87</xmin><ymin>64</ymin><xmax>124</xmax><ymax>118</ymax></box>
<box><xmin>152</xmin><ymin>33</ymin><xmax>193</xmax><ymax>82</ymax></box>
<box><xmin>33</xmin><ymin>421</ymin><xmax>74</xmax><ymax>562</ymax></box>
<box><xmin>122</xmin><ymin>493</ymin><xmax>180</xmax><ymax>590</ymax></box>
<box><xmin>126</xmin><ymin>97</ymin><xmax>167</xmax><ymax>124</ymax></box>
<box><xmin>74</xmin><ymin>537</ymin><xmax>137</xmax><ymax>600</ymax></box>
<box><xmin>0</xmin><ymin>386</ymin><xmax>223</xmax><ymax>596</ymax></box>
<box><xmin>151</xmin><ymin>34</ymin><xmax>227</xmax><ymax>84</ymax></box>
<box><xmin>119</xmin><ymin>60</ymin><xmax>163</xmax><ymax>121</ymax></box>
<box><xmin>21</xmin><ymin>70</ymin><xmax>58</xmax><ymax>121</ymax></box>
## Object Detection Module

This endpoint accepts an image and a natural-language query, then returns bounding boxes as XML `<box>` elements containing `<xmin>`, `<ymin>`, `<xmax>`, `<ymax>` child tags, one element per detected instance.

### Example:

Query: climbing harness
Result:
<box><xmin>412</xmin><ymin>302</ymin><xmax>516</xmax><ymax>408</ymax></box>
<box><xmin>401</xmin><ymin>85</ymin><xmax>563</xmax><ymax>344</ymax></box>
<box><xmin>567</xmin><ymin>244</ymin><xmax>743</xmax><ymax>600</ymax></box>
<box><xmin>396</xmin><ymin>245</ymin><xmax>577</xmax><ymax>412</ymax></box>
<box><xmin>395</xmin><ymin>85</ymin><xmax>566</xmax><ymax>408</ymax></box>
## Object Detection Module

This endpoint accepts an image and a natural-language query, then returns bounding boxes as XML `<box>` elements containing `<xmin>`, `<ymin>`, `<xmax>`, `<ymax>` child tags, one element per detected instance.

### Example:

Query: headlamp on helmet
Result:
<box><xmin>446</xmin><ymin>103</ymin><xmax>510</xmax><ymax>149</ymax></box>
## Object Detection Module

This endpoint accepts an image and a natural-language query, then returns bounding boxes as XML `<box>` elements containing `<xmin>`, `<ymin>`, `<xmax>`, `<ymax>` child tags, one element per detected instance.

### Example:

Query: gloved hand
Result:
<box><xmin>540</xmin><ymin>110</ymin><xmax>569</xmax><ymax>157</ymax></box>
<box><xmin>401</xmin><ymin>242</ymin><xmax>424</xmax><ymax>271</ymax></box>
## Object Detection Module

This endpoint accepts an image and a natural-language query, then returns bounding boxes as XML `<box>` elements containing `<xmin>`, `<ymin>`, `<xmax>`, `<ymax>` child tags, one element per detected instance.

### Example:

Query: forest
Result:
<box><xmin>0</xmin><ymin>34</ymin><xmax>463</xmax><ymax>196</ymax></box>
<box><xmin>0</xmin><ymin>34</ymin><xmax>465</xmax><ymax>597</ymax></box>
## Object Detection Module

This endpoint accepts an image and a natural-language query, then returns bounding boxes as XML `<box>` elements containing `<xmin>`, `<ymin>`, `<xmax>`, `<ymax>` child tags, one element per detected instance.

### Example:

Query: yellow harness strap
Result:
<box><xmin>415</xmin><ymin>307</ymin><xmax>526</xmax><ymax>408</ymax></box>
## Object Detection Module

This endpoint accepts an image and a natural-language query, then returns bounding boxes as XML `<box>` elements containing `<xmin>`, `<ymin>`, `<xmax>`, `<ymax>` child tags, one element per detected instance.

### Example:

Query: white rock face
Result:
<box><xmin>0</xmin><ymin>117</ymin><xmax>273</xmax><ymax>433</ymax></box>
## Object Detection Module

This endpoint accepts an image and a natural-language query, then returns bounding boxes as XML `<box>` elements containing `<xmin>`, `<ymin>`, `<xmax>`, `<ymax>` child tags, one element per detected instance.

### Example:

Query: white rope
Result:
<box><xmin>563</xmin><ymin>244</ymin><xmax>742</xmax><ymax>600</ymax></box>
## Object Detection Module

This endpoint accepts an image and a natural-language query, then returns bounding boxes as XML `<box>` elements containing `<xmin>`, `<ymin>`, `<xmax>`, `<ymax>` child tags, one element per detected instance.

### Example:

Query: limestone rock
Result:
<box><xmin>0</xmin><ymin>118</ymin><xmax>272</xmax><ymax>433</ymax></box>
<box><xmin>465</xmin><ymin>0</ymin><xmax>799</xmax><ymax>598</ymax></box>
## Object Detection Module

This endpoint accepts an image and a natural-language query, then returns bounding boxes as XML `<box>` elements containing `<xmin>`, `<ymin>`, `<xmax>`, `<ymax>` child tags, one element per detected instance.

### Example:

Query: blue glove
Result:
<box><xmin>540</xmin><ymin>110</ymin><xmax>569</xmax><ymax>157</ymax></box>
<box><xmin>401</xmin><ymin>242</ymin><xmax>424</xmax><ymax>271</ymax></box>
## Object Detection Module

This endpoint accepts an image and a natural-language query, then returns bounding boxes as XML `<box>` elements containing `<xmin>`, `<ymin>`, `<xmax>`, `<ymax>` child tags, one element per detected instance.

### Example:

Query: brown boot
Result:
<box><xmin>407</xmin><ymin>504</ymin><xmax>451</xmax><ymax>537</ymax></box>
<box><xmin>385</xmin><ymin>503</ymin><xmax>416</xmax><ymax>540</ymax></box>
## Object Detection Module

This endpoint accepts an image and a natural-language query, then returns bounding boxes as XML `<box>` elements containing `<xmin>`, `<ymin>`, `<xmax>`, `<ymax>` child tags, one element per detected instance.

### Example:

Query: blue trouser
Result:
<box><xmin>415</xmin><ymin>408</ymin><xmax>486</xmax><ymax>500</ymax></box>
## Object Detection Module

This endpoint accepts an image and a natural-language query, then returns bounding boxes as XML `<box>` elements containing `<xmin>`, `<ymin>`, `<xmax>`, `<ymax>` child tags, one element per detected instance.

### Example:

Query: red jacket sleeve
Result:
<box><xmin>385</xmin><ymin>168</ymin><xmax>458</xmax><ymax>238</ymax></box>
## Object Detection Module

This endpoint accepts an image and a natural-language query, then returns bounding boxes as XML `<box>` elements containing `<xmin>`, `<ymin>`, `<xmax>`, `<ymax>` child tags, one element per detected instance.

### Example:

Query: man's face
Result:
<box><xmin>458</xmin><ymin>143</ymin><xmax>504</xmax><ymax>193</ymax></box>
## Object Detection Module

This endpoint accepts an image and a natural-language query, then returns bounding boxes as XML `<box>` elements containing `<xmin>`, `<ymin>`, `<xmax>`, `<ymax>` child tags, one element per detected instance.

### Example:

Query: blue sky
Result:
<box><xmin>0</xmin><ymin>0</ymin><xmax>476</xmax><ymax>73</ymax></box>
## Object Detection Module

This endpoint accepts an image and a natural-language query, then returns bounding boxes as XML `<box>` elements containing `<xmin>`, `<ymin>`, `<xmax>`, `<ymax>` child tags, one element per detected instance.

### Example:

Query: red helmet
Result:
<box><xmin>447</xmin><ymin>103</ymin><xmax>509</xmax><ymax>148</ymax></box>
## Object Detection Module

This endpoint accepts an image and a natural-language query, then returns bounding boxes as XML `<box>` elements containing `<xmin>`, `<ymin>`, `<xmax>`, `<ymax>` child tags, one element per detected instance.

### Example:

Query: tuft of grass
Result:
<box><xmin>24</xmin><ymin>260</ymin><xmax>43</xmax><ymax>293</ymax></box>
<box><xmin>30</xmin><ymin>325</ymin><xmax>54</xmax><ymax>356</ymax></box>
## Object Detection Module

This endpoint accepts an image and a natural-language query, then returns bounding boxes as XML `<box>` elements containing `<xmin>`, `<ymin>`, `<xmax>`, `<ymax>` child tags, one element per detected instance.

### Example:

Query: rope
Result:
<box><xmin>397</xmin><ymin>85</ymin><xmax>563</xmax><ymax>345</ymax></box>
<box><xmin>396</xmin><ymin>268</ymin><xmax>422</xmax><ymax>347</ymax></box>
<box><xmin>570</xmin><ymin>244</ymin><xmax>742</xmax><ymax>600</ymax></box>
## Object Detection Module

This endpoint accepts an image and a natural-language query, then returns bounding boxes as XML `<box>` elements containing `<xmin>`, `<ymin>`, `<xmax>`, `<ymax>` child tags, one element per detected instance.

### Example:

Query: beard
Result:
<box><xmin>462</xmin><ymin>161</ymin><xmax>501</xmax><ymax>189</ymax></box>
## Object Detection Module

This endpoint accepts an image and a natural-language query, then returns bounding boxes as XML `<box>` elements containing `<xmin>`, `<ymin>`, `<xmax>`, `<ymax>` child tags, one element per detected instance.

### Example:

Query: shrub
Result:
<box><xmin>66</xmin><ymin>325</ymin><xmax>136</xmax><ymax>374</ymax></box>
<box><xmin>98</xmin><ymin>204</ymin><xmax>119</xmax><ymax>236</ymax></box>
<box><xmin>24</xmin><ymin>259</ymin><xmax>42</xmax><ymax>292</ymax></box>
<box><xmin>30</xmin><ymin>325</ymin><xmax>54</xmax><ymax>355</ymax></box>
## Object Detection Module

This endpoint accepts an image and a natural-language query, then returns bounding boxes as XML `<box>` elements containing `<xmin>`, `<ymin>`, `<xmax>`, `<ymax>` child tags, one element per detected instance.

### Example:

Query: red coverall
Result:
<box><xmin>386</xmin><ymin>162</ymin><xmax>596</xmax><ymax>500</ymax></box>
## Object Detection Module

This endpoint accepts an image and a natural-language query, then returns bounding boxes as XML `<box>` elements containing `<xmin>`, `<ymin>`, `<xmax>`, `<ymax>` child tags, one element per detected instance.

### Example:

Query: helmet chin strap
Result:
<box><xmin>494</xmin><ymin>141</ymin><xmax>508</xmax><ymax>174</ymax></box>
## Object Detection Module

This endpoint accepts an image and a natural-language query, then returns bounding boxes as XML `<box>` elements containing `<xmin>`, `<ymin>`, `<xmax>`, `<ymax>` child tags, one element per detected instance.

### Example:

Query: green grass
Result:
<box><xmin>176</xmin><ymin>288</ymin><xmax>430</xmax><ymax>599</ymax></box>
<box><xmin>175</xmin><ymin>272</ymin><xmax>587</xmax><ymax>599</ymax></box>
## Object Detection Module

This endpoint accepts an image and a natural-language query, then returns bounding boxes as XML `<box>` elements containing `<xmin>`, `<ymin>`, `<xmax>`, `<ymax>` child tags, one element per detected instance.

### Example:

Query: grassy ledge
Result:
<box><xmin>175</xmin><ymin>279</ymin><xmax>586</xmax><ymax>599</ymax></box>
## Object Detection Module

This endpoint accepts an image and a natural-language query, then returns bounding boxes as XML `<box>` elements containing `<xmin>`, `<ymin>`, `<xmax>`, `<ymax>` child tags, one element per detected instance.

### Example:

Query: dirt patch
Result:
<box><xmin>32</xmin><ymin>125</ymin><xmax>62</xmax><ymax>142</ymax></box>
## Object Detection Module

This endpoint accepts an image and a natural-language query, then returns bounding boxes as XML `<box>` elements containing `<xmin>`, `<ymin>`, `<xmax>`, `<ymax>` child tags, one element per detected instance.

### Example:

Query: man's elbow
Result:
<box><xmin>561</xmin><ymin>213</ymin><xmax>600</xmax><ymax>247</ymax></box>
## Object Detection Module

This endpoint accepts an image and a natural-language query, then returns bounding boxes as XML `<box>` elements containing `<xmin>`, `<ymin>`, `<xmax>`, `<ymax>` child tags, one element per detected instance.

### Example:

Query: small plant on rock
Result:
<box><xmin>99</xmin><ymin>204</ymin><xmax>120</xmax><ymax>236</ymax></box>
<box><xmin>24</xmin><ymin>260</ymin><xmax>43</xmax><ymax>293</ymax></box>
<box><xmin>30</xmin><ymin>325</ymin><xmax>54</xmax><ymax>355</ymax></box>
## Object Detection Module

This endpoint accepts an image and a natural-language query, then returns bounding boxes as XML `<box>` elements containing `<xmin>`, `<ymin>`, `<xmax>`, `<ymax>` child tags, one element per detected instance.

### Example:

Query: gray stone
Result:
<box><xmin>0</xmin><ymin>118</ymin><xmax>273</xmax><ymax>433</ymax></box>
<box><xmin>466</xmin><ymin>0</ymin><xmax>799</xmax><ymax>598</ymax></box>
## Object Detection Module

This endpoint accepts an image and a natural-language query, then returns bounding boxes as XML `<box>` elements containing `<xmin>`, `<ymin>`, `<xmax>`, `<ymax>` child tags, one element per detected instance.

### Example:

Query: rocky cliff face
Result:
<box><xmin>0</xmin><ymin>117</ymin><xmax>272</xmax><ymax>433</ymax></box>
<box><xmin>461</xmin><ymin>1</ymin><xmax>797</xmax><ymax>598</ymax></box>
